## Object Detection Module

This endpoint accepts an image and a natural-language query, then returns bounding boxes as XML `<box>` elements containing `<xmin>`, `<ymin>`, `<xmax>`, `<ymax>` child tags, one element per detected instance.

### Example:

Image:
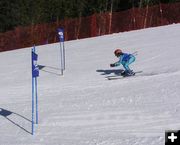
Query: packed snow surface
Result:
<box><xmin>0</xmin><ymin>24</ymin><xmax>180</xmax><ymax>145</ymax></box>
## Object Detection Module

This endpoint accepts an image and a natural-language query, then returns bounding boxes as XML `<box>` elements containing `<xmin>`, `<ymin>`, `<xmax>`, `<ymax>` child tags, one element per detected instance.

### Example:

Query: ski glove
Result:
<box><xmin>110</xmin><ymin>63</ymin><xmax>115</xmax><ymax>67</ymax></box>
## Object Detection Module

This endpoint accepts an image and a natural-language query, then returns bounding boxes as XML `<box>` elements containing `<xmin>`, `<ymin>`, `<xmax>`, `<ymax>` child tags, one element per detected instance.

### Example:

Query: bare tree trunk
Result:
<box><xmin>76</xmin><ymin>15</ymin><xmax>82</xmax><ymax>39</ymax></box>
<box><xmin>144</xmin><ymin>4</ymin><xmax>149</xmax><ymax>28</ymax></box>
<box><xmin>109</xmin><ymin>0</ymin><xmax>113</xmax><ymax>34</ymax></box>
<box><xmin>132</xmin><ymin>7</ymin><xmax>136</xmax><ymax>30</ymax></box>
<box><xmin>159</xmin><ymin>3</ymin><xmax>163</xmax><ymax>25</ymax></box>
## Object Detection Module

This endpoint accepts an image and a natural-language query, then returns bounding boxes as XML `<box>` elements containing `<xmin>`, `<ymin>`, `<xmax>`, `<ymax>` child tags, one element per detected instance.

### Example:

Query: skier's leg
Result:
<box><xmin>123</xmin><ymin>56</ymin><xmax>136</xmax><ymax>75</ymax></box>
<box><xmin>128</xmin><ymin>55</ymin><xmax>136</xmax><ymax>65</ymax></box>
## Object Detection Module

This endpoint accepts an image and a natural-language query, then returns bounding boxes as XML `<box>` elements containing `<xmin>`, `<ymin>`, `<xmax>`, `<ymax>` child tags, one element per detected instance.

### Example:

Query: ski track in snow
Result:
<box><xmin>0</xmin><ymin>24</ymin><xmax>180</xmax><ymax>145</ymax></box>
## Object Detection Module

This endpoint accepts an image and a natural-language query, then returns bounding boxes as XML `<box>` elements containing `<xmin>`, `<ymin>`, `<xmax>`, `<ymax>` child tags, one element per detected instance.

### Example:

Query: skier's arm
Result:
<box><xmin>114</xmin><ymin>61</ymin><xmax>121</xmax><ymax>66</ymax></box>
<box><xmin>110</xmin><ymin>56</ymin><xmax>122</xmax><ymax>67</ymax></box>
<box><xmin>110</xmin><ymin>62</ymin><xmax>120</xmax><ymax>67</ymax></box>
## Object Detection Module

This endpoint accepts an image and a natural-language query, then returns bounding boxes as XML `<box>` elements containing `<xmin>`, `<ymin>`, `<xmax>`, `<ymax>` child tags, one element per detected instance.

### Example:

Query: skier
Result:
<box><xmin>110</xmin><ymin>49</ymin><xmax>136</xmax><ymax>76</ymax></box>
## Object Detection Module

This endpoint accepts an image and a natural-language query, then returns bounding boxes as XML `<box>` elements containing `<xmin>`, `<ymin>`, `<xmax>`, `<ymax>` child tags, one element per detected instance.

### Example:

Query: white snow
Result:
<box><xmin>0</xmin><ymin>24</ymin><xmax>180</xmax><ymax>145</ymax></box>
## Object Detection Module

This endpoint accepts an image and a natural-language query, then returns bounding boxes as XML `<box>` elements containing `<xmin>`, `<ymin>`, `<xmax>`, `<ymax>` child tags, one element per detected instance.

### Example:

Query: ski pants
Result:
<box><xmin>122</xmin><ymin>55</ymin><xmax>135</xmax><ymax>71</ymax></box>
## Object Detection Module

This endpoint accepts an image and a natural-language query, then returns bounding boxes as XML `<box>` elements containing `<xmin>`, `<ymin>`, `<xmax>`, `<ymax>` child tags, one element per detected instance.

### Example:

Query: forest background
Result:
<box><xmin>0</xmin><ymin>0</ymin><xmax>179</xmax><ymax>51</ymax></box>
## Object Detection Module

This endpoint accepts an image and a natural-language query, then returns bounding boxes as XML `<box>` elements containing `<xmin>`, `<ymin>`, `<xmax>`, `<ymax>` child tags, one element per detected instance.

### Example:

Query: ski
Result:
<box><xmin>107</xmin><ymin>71</ymin><xmax>143</xmax><ymax>80</ymax></box>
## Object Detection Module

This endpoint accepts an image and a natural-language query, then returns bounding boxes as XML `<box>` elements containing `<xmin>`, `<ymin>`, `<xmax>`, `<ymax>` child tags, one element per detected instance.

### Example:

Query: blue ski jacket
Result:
<box><xmin>114</xmin><ymin>53</ymin><xmax>135</xmax><ymax>71</ymax></box>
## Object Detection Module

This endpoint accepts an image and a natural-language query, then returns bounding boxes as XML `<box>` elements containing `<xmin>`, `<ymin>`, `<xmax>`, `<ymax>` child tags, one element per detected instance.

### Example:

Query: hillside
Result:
<box><xmin>0</xmin><ymin>24</ymin><xmax>180</xmax><ymax>145</ymax></box>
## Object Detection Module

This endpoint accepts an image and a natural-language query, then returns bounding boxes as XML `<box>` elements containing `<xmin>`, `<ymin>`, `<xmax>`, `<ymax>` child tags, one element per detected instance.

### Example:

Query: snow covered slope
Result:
<box><xmin>0</xmin><ymin>24</ymin><xmax>180</xmax><ymax>145</ymax></box>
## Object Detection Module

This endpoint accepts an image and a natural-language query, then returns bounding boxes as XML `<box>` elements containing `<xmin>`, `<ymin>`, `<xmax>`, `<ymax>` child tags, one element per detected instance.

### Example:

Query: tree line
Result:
<box><xmin>0</xmin><ymin>0</ymin><xmax>179</xmax><ymax>33</ymax></box>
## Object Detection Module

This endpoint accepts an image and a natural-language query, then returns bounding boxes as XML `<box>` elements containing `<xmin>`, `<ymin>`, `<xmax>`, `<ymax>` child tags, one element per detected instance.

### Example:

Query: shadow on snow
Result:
<box><xmin>38</xmin><ymin>64</ymin><xmax>62</xmax><ymax>76</ymax></box>
<box><xmin>0</xmin><ymin>108</ymin><xmax>32</xmax><ymax>134</ymax></box>
<box><xmin>96</xmin><ymin>69</ymin><xmax>124</xmax><ymax>76</ymax></box>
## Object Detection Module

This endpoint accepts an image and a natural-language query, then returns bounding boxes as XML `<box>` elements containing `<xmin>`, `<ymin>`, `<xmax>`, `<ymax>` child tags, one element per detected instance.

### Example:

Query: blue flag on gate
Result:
<box><xmin>57</xmin><ymin>28</ymin><xmax>64</xmax><ymax>42</ymax></box>
<box><xmin>32</xmin><ymin>51</ymin><xmax>39</xmax><ymax>78</ymax></box>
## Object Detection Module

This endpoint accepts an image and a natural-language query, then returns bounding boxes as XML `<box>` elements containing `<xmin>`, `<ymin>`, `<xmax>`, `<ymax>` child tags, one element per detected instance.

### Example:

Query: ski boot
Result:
<box><xmin>122</xmin><ymin>70</ymin><xmax>135</xmax><ymax>77</ymax></box>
